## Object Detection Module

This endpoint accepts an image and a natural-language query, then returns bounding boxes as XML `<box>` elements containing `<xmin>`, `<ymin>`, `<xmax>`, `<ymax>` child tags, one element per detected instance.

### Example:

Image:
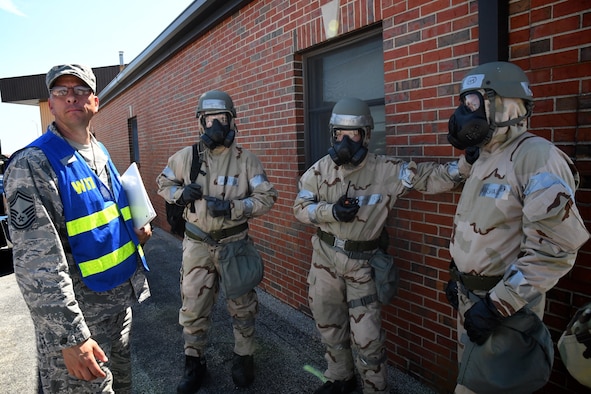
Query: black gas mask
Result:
<box><xmin>328</xmin><ymin>134</ymin><xmax>368</xmax><ymax>166</ymax></box>
<box><xmin>447</xmin><ymin>91</ymin><xmax>491</xmax><ymax>150</ymax></box>
<box><xmin>201</xmin><ymin>118</ymin><xmax>235</xmax><ymax>150</ymax></box>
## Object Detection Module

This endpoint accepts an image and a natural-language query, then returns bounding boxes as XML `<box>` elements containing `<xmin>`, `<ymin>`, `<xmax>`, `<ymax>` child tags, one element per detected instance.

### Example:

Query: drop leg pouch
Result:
<box><xmin>369</xmin><ymin>250</ymin><xmax>399</xmax><ymax>305</ymax></box>
<box><xmin>218</xmin><ymin>236</ymin><xmax>264</xmax><ymax>299</ymax></box>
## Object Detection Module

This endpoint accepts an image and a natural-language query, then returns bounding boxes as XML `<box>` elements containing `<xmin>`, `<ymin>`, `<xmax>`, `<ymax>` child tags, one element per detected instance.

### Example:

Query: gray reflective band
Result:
<box><xmin>217</xmin><ymin>176</ymin><xmax>238</xmax><ymax>186</ymax></box>
<box><xmin>202</xmin><ymin>99</ymin><xmax>227</xmax><ymax>110</ymax></box>
<box><xmin>524</xmin><ymin>172</ymin><xmax>573</xmax><ymax>200</ymax></box>
<box><xmin>307</xmin><ymin>204</ymin><xmax>320</xmax><ymax>224</ymax></box>
<box><xmin>399</xmin><ymin>162</ymin><xmax>413</xmax><ymax>188</ymax></box>
<box><xmin>447</xmin><ymin>161</ymin><xmax>463</xmax><ymax>182</ymax></box>
<box><xmin>330</xmin><ymin>113</ymin><xmax>372</xmax><ymax>128</ymax></box>
<box><xmin>170</xmin><ymin>186</ymin><xmax>181</xmax><ymax>202</ymax></box>
<box><xmin>243</xmin><ymin>198</ymin><xmax>254</xmax><ymax>216</ymax></box>
<box><xmin>162</xmin><ymin>166</ymin><xmax>175</xmax><ymax>179</ymax></box>
<box><xmin>506</xmin><ymin>264</ymin><xmax>527</xmax><ymax>288</ymax></box>
<box><xmin>357</xmin><ymin>194</ymin><xmax>382</xmax><ymax>206</ymax></box>
<box><xmin>249</xmin><ymin>174</ymin><xmax>268</xmax><ymax>190</ymax></box>
<box><xmin>297</xmin><ymin>189</ymin><xmax>315</xmax><ymax>200</ymax></box>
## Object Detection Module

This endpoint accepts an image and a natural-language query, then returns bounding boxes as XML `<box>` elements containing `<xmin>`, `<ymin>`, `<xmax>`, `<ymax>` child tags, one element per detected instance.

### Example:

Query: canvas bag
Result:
<box><xmin>218</xmin><ymin>236</ymin><xmax>264</xmax><ymax>299</ymax></box>
<box><xmin>558</xmin><ymin>303</ymin><xmax>591</xmax><ymax>388</ymax></box>
<box><xmin>458</xmin><ymin>306</ymin><xmax>554</xmax><ymax>394</ymax></box>
<box><xmin>369</xmin><ymin>250</ymin><xmax>399</xmax><ymax>304</ymax></box>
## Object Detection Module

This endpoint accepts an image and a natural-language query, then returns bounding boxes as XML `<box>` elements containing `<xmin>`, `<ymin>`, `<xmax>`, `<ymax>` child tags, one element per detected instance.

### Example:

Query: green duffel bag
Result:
<box><xmin>218</xmin><ymin>236</ymin><xmax>264</xmax><ymax>299</ymax></box>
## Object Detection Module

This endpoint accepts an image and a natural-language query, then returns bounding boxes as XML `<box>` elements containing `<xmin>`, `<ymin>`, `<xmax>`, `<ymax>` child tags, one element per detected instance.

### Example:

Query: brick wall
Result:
<box><xmin>92</xmin><ymin>1</ymin><xmax>591</xmax><ymax>392</ymax></box>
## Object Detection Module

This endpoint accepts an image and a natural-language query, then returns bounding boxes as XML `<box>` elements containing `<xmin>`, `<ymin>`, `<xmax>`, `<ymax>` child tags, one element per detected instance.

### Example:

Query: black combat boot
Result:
<box><xmin>313</xmin><ymin>377</ymin><xmax>357</xmax><ymax>394</ymax></box>
<box><xmin>177</xmin><ymin>355</ymin><xmax>207</xmax><ymax>394</ymax></box>
<box><xmin>231</xmin><ymin>354</ymin><xmax>255</xmax><ymax>388</ymax></box>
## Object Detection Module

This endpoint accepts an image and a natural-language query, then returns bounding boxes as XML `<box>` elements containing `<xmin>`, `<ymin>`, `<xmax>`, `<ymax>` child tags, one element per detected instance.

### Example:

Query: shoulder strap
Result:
<box><xmin>189</xmin><ymin>143</ymin><xmax>203</xmax><ymax>183</ymax></box>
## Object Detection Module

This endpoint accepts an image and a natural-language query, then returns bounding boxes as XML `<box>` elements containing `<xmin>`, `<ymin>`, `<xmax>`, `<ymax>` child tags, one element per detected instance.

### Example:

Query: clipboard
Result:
<box><xmin>120</xmin><ymin>162</ymin><xmax>157</xmax><ymax>228</ymax></box>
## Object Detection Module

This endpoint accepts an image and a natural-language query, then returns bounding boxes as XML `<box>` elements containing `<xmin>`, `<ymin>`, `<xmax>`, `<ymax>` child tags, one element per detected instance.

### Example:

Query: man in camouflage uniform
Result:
<box><xmin>446</xmin><ymin>61</ymin><xmax>590</xmax><ymax>393</ymax></box>
<box><xmin>293</xmin><ymin>97</ymin><xmax>474</xmax><ymax>394</ymax></box>
<box><xmin>4</xmin><ymin>64</ymin><xmax>151</xmax><ymax>393</ymax></box>
<box><xmin>156</xmin><ymin>90</ymin><xmax>277</xmax><ymax>393</ymax></box>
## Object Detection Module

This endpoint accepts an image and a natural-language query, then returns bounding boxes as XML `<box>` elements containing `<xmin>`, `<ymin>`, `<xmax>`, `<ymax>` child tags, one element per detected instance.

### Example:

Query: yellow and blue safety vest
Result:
<box><xmin>30</xmin><ymin>132</ymin><xmax>148</xmax><ymax>292</ymax></box>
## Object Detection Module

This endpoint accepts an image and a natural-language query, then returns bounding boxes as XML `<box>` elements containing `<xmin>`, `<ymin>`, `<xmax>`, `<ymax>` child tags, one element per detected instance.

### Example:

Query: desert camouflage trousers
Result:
<box><xmin>180</xmin><ymin>236</ymin><xmax>258</xmax><ymax>358</ymax></box>
<box><xmin>37</xmin><ymin>306</ymin><xmax>132</xmax><ymax>394</ymax></box>
<box><xmin>307</xmin><ymin>235</ymin><xmax>388</xmax><ymax>393</ymax></box>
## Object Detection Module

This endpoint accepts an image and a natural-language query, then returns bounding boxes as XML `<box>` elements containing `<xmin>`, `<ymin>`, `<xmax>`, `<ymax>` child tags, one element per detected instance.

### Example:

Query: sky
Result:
<box><xmin>0</xmin><ymin>0</ymin><xmax>195</xmax><ymax>155</ymax></box>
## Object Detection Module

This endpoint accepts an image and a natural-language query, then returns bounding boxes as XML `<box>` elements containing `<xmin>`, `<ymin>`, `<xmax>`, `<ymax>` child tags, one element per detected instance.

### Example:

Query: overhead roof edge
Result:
<box><xmin>99</xmin><ymin>0</ymin><xmax>254</xmax><ymax>106</ymax></box>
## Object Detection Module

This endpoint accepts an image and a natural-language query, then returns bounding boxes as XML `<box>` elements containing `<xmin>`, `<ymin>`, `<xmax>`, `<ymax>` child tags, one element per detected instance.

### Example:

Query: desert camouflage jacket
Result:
<box><xmin>294</xmin><ymin>153</ymin><xmax>472</xmax><ymax>243</ymax></box>
<box><xmin>450</xmin><ymin>125</ymin><xmax>590</xmax><ymax>317</ymax></box>
<box><xmin>156</xmin><ymin>141</ymin><xmax>277</xmax><ymax>233</ymax></box>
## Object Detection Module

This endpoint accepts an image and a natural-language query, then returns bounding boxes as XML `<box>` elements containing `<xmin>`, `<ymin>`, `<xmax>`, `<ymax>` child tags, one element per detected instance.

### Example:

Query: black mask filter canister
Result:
<box><xmin>201</xmin><ymin>118</ymin><xmax>235</xmax><ymax>149</ymax></box>
<box><xmin>447</xmin><ymin>91</ymin><xmax>491</xmax><ymax>150</ymax></box>
<box><xmin>329</xmin><ymin>135</ymin><xmax>368</xmax><ymax>166</ymax></box>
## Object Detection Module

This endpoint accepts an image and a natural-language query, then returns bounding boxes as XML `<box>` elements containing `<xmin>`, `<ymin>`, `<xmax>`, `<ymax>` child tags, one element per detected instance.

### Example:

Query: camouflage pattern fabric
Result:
<box><xmin>450</xmin><ymin>109</ymin><xmax>589</xmax><ymax>317</ymax></box>
<box><xmin>450</xmin><ymin>98</ymin><xmax>590</xmax><ymax>394</ymax></box>
<box><xmin>294</xmin><ymin>152</ymin><xmax>471</xmax><ymax>393</ymax></box>
<box><xmin>4</xmin><ymin>124</ymin><xmax>150</xmax><ymax>393</ymax></box>
<box><xmin>157</xmin><ymin>141</ymin><xmax>277</xmax><ymax>357</ymax></box>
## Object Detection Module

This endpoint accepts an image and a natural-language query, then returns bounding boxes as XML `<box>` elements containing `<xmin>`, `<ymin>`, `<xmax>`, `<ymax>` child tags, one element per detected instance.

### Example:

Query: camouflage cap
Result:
<box><xmin>45</xmin><ymin>64</ymin><xmax>96</xmax><ymax>93</ymax></box>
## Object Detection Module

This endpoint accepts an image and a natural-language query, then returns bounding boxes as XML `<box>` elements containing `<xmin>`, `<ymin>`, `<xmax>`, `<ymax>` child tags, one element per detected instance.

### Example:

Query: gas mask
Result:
<box><xmin>447</xmin><ymin>91</ymin><xmax>492</xmax><ymax>150</ymax></box>
<box><xmin>201</xmin><ymin>118</ymin><xmax>235</xmax><ymax>150</ymax></box>
<box><xmin>328</xmin><ymin>135</ymin><xmax>368</xmax><ymax>166</ymax></box>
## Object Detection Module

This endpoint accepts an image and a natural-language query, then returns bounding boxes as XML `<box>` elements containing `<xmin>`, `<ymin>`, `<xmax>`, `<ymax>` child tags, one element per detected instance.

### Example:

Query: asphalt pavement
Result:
<box><xmin>0</xmin><ymin>227</ymin><xmax>436</xmax><ymax>394</ymax></box>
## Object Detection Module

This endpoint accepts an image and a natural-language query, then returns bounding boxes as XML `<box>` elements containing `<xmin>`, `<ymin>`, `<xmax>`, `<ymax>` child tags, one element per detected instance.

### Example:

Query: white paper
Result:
<box><xmin>120</xmin><ymin>162</ymin><xmax>157</xmax><ymax>228</ymax></box>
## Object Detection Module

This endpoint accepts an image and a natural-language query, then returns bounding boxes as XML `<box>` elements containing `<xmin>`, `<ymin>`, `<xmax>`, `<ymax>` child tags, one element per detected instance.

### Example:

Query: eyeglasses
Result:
<box><xmin>49</xmin><ymin>86</ymin><xmax>92</xmax><ymax>97</ymax></box>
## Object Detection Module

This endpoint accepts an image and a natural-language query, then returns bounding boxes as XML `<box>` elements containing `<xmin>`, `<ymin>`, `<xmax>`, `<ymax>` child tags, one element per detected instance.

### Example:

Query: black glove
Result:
<box><xmin>332</xmin><ymin>194</ymin><xmax>359</xmax><ymax>222</ymax></box>
<box><xmin>204</xmin><ymin>196</ymin><xmax>232</xmax><ymax>218</ymax></box>
<box><xmin>465</xmin><ymin>146</ymin><xmax>480</xmax><ymax>164</ymax></box>
<box><xmin>445</xmin><ymin>280</ymin><xmax>459</xmax><ymax>310</ymax></box>
<box><xmin>178</xmin><ymin>183</ymin><xmax>203</xmax><ymax>205</ymax></box>
<box><xmin>464</xmin><ymin>295</ymin><xmax>503</xmax><ymax>345</ymax></box>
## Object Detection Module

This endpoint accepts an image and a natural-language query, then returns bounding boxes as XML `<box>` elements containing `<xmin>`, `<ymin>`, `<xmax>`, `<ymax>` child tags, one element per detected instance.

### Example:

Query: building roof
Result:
<box><xmin>0</xmin><ymin>66</ymin><xmax>121</xmax><ymax>105</ymax></box>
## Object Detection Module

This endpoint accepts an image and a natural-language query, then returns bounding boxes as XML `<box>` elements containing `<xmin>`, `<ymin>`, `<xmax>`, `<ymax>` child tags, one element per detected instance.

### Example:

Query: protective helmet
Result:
<box><xmin>196</xmin><ymin>90</ymin><xmax>237</xmax><ymax>118</ymax></box>
<box><xmin>460</xmin><ymin>61</ymin><xmax>533</xmax><ymax>102</ymax></box>
<box><xmin>196</xmin><ymin>90</ymin><xmax>237</xmax><ymax>149</ymax></box>
<box><xmin>329</xmin><ymin>97</ymin><xmax>374</xmax><ymax>147</ymax></box>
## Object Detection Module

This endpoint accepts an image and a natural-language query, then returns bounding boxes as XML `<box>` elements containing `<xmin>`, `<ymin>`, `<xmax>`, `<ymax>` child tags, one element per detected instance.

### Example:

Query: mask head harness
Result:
<box><xmin>447</xmin><ymin>61</ymin><xmax>534</xmax><ymax>150</ymax></box>
<box><xmin>196</xmin><ymin>90</ymin><xmax>237</xmax><ymax>150</ymax></box>
<box><xmin>328</xmin><ymin>98</ymin><xmax>374</xmax><ymax>166</ymax></box>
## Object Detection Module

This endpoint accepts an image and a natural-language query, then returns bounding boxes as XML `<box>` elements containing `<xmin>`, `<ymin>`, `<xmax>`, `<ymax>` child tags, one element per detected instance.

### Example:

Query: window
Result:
<box><xmin>128</xmin><ymin>117</ymin><xmax>140</xmax><ymax>165</ymax></box>
<box><xmin>304</xmin><ymin>29</ymin><xmax>385</xmax><ymax>168</ymax></box>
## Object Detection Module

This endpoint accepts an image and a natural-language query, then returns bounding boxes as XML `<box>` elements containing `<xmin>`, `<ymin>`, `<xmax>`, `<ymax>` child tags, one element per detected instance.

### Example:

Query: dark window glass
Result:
<box><xmin>304</xmin><ymin>30</ymin><xmax>384</xmax><ymax>167</ymax></box>
<box><xmin>128</xmin><ymin>117</ymin><xmax>140</xmax><ymax>164</ymax></box>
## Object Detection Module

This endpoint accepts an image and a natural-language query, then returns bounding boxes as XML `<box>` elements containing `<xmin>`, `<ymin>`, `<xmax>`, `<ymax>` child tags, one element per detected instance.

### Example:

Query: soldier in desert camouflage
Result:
<box><xmin>446</xmin><ymin>61</ymin><xmax>590</xmax><ymax>393</ymax></box>
<box><xmin>157</xmin><ymin>90</ymin><xmax>277</xmax><ymax>393</ymax></box>
<box><xmin>293</xmin><ymin>97</ymin><xmax>474</xmax><ymax>394</ymax></box>
<box><xmin>4</xmin><ymin>64</ymin><xmax>151</xmax><ymax>393</ymax></box>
